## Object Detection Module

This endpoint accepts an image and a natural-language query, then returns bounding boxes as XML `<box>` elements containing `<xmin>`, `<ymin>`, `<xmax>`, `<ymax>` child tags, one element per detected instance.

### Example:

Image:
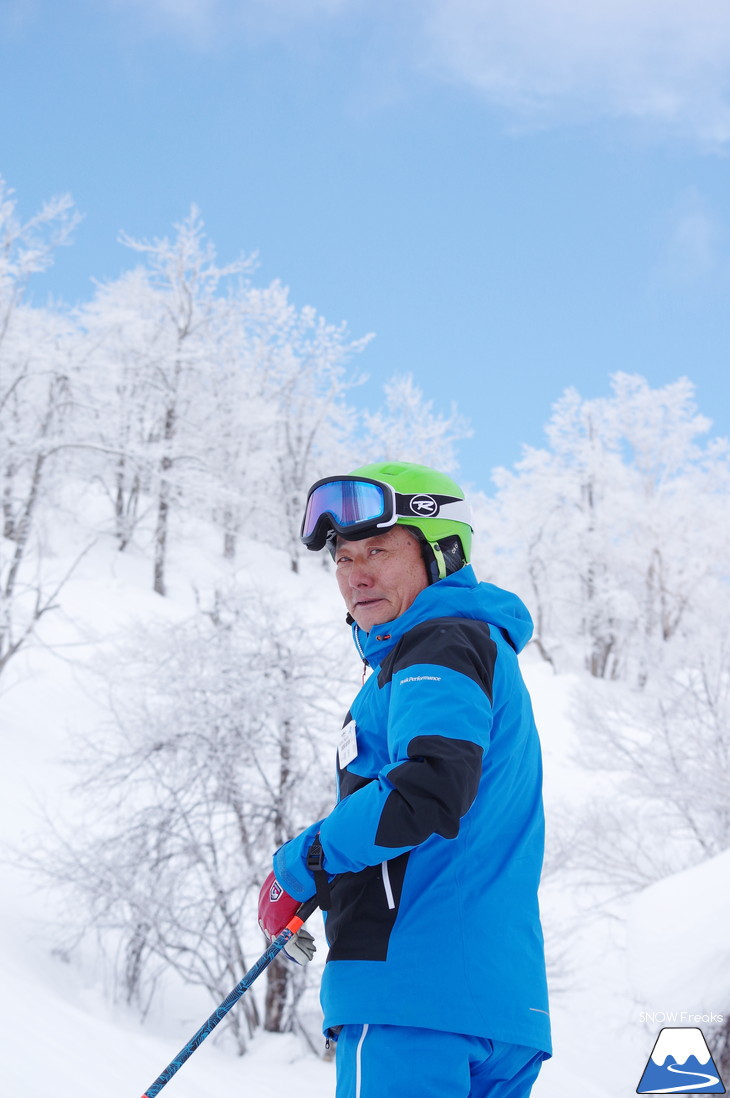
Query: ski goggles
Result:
<box><xmin>301</xmin><ymin>475</ymin><xmax>472</xmax><ymax>551</ymax></box>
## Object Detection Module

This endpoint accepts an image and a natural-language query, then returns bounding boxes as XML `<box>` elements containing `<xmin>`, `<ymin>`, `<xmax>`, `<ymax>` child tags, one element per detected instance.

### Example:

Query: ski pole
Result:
<box><xmin>139</xmin><ymin>894</ymin><xmax>319</xmax><ymax>1098</ymax></box>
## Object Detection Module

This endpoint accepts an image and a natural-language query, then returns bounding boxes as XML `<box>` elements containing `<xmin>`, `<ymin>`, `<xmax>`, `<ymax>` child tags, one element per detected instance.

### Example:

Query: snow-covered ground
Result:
<box><xmin>1</xmin><ymin>533</ymin><xmax>727</xmax><ymax>1097</ymax></box>
<box><xmin>627</xmin><ymin>848</ymin><xmax>730</xmax><ymax>1017</ymax></box>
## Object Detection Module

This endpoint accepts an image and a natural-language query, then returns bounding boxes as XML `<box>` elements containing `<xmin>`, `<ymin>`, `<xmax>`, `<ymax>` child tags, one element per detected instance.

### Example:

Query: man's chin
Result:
<box><xmin>351</xmin><ymin>601</ymin><xmax>389</xmax><ymax>632</ymax></box>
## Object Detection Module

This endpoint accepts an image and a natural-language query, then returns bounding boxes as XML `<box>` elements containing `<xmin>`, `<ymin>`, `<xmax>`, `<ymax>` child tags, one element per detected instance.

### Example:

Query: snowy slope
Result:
<box><xmin>2</xmin><ymin>530</ymin><xmax>725</xmax><ymax>1097</ymax></box>
<box><xmin>0</xmin><ymin>950</ymin><xmax>333</xmax><ymax>1098</ymax></box>
<box><xmin>627</xmin><ymin>847</ymin><xmax>730</xmax><ymax>1013</ymax></box>
<box><xmin>0</xmin><ymin>532</ymin><xmax>340</xmax><ymax>1097</ymax></box>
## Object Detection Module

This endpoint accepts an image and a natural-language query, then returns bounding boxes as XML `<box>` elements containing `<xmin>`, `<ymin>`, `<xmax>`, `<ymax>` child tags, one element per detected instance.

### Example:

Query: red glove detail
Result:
<box><xmin>257</xmin><ymin>870</ymin><xmax>300</xmax><ymax>941</ymax></box>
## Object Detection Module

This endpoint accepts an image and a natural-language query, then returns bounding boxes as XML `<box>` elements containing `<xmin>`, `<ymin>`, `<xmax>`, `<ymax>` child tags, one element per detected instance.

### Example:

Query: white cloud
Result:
<box><xmin>101</xmin><ymin>0</ymin><xmax>730</xmax><ymax>142</ymax></box>
<box><xmin>418</xmin><ymin>0</ymin><xmax>730</xmax><ymax>142</ymax></box>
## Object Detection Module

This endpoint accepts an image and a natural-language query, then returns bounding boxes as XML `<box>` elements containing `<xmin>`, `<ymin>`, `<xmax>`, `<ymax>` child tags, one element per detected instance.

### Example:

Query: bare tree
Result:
<box><xmin>40</xmin><ymin>589</ymin><xmax>349</xmax><ymax>1051</ymax></box>
<box><xmin>566</xmin><ymin>630</ymin><xmax>730</xmax><ymax>901</ymax></box>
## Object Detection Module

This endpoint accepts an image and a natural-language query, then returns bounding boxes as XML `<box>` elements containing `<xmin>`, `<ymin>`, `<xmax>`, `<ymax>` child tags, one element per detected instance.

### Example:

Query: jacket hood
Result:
<box><xmin>351</xmin><ymin>564</ymin><xmax>534</xmax><ymax>668</ymax></box>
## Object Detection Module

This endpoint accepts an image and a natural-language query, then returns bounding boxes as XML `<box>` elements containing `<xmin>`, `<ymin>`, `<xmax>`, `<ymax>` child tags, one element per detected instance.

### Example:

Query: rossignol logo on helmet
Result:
<box><xmin>270</xmin><ymin>881</ymin><xmax>283</xmax><ymax>902</ymax></box>
<box><xmin>409</xmin><ymin>494</ymin><xmax>439</xmax><ymax>517</ymax></box>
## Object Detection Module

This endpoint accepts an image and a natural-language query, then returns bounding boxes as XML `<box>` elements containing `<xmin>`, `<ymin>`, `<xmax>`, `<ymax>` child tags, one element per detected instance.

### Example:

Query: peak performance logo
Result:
<box><xmin>636</xmin><ymin>1028</ymin><xmax>725</xmax><ymax>1093</ymax></box>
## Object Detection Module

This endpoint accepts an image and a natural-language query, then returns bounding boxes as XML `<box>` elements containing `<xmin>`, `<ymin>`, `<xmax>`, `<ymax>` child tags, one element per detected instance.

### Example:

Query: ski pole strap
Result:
<box><xmin>306</xmin><ymin>834</ymin><xmax>331</xmax><ymax>911</ymax></box>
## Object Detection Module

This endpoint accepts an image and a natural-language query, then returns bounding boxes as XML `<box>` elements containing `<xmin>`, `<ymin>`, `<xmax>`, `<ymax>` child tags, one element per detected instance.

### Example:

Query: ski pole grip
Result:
<box><xmin>294</xmin><ymin>894</ymin><xmax>320</xmax><ymax>923</ymax></box>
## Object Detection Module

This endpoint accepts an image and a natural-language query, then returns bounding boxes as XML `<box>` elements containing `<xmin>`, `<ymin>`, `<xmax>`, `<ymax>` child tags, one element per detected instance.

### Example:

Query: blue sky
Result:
<box><xmin>2</xmin><ymin>0</ymin><xmax>729</xmax><ymax>489</ymax></box>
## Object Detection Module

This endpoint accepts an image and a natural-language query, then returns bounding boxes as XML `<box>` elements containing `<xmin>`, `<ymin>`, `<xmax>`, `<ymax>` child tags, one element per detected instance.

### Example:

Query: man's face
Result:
<box><xmin>334</xmin><ymin>525</ymin><xmax>429</xmax><ymax>632</ymax></box>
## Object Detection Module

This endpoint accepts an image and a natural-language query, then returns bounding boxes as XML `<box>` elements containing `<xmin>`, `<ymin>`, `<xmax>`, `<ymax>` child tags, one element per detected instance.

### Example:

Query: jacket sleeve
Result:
<box><xmin>273</xmin><ymin>619</ymin><xmax>496</xmax><ymax>900</ymax></box>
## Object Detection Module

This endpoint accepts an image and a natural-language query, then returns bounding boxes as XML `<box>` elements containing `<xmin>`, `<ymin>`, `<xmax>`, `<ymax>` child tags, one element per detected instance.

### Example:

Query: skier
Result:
<box><xmin>258</xmin><ymin>461</ymin><xmax>552</xmax><ymax>1097</ymax></box>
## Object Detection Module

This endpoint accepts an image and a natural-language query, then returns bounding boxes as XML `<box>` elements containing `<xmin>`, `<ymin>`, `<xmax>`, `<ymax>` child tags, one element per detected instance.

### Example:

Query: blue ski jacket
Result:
<box><xmin>273</xmin><ymin>565</ymin><xmax>552</xmax><ymax>1054</ymax></box>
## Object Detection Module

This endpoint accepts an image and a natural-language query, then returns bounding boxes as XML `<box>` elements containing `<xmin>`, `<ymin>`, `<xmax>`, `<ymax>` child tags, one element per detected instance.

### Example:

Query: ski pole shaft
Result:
<box><xmin>140</xmin><ymin>895</ymin><xmax>319</xmax><ymax>1098</ymax></box>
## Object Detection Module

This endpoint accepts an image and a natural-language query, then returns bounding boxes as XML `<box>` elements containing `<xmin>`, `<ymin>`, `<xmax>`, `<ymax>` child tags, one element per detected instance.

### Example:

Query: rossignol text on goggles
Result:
<box><xmin>300</xmin><ymin>475</ymin><xmax>472</xmax><ymax>551</ymax></box>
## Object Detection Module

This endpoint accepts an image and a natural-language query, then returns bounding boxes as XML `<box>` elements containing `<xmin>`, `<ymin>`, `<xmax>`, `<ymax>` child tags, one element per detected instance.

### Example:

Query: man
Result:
<box><xmin>258</xmin><ymin>461</ymin><xmax>551</xmax><ymax>1097</ymax></box>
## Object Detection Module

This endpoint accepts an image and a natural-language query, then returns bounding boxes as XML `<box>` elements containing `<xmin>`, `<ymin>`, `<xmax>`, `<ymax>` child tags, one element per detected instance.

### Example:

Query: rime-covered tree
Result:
<box><xmin>76</xmin><ymin>268</ymin><xmax>170</xmax><ymax>551</ymax></box>
<box><xmin>478</xmin><ymin>373</ymin><xmax>730</xmax><ymax>683</ymax></box>
<box><xmin>198</xmin><ymin>279</ymin><xmax>366</xmax><ymax>568</ymax></box>
<box><xmin>360</xmin><ymin>373</ymin><xmax>471</xmax><ymax>474</ymax></box>
<box><xmin>123</xmin><ymin>209</ymin><xmax>251</xmax><ymax>594</ymax></box>
<box><xmin>259</xmin><ymin>291</ymin><xmax>368</xmax><ymax>573</ymax></box>
<box><xmin>0</xmin><ymin>178</ymin><xmax>81</xmax><ymax>674</ymax></box>
<box><xmin>82</xmin><ymin>208</ymin><xmax>251</xmax><ymax>592</ymax></box>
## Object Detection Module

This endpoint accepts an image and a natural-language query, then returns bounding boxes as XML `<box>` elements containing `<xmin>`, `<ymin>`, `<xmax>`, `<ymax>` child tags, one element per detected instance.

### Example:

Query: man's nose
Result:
<box><xmin>349</xmin><ymin>560</ymin><xmax>372</xmax><ymax>587</ymax></box>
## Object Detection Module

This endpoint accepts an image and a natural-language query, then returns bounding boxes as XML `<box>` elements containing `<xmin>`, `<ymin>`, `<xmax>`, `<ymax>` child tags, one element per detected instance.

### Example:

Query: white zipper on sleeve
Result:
<box><xmin>382</xmin><ymin>860</ymin><xmax>395</xmax><ymax>910</ymax></box>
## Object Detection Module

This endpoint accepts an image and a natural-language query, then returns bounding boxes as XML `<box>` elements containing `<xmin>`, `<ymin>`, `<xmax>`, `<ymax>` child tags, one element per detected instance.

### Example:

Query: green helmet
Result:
<box><xmin>300</xmin><ymin>460</ymin><xmax>472</xmax><ymax>583</ymax></box>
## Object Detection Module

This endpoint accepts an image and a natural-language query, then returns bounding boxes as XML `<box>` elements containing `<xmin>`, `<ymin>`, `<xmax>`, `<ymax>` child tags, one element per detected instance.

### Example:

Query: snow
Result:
<box><xmin>626</xmin><ymin>847</ymin><xmax>730</xmax><ymax>1013</ymax></box>
<box><xmin>1</xmin><ymin>530</ymin><xmax>727</xmax><ymax>1097</ymax></box>
<box><xmin>0</xmin><ymin>536</ymin><xmax>337</xmax><ymax>1097</ymax></box>
<box><xmin>1</xmin><ymin>943</ymin><xmax>332</xmax><ymax>1098</ymax></box>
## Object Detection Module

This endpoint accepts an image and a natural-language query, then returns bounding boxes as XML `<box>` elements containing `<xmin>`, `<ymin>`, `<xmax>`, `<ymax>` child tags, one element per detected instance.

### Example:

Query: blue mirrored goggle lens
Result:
<box><xmin>303</xmin><ymin>480</ymin><xmax>387</xmax><ymax>537</ymax></box>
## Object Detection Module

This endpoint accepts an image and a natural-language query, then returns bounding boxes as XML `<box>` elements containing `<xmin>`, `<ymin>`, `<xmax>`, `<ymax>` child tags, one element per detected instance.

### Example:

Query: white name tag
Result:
<box><xmin>338</xmin><ymin>721</ymin><xmax>358</xmax><ymax>768</ymax></box>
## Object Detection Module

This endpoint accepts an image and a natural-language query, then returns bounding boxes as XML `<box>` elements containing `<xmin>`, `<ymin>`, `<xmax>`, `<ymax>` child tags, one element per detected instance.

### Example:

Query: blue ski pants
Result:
<box><xmin>334</xmin><ymin>1024</ymin><xmax>546</xmax><ymax>1098</ymax></box>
